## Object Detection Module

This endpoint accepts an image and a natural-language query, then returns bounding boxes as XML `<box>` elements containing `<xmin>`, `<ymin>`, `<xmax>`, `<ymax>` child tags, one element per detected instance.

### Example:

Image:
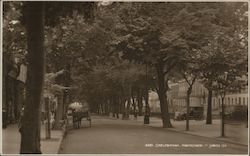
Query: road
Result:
<box><xmin>59</xmin><ymin>116</ymin><xmax>248</xmax><ymax>154</ymax></box>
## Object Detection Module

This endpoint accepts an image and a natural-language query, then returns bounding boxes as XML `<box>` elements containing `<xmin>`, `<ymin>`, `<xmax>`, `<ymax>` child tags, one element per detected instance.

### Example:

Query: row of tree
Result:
<box><xmin>3</xmin><ymin>1</ymin><xmax>247</xmax><ymax>153</ymax></box>
<box><xmin>47</xmin><ymin>2</ymin><xmax>247</xmax><ymax>129</ymax></box>
<box><xmin>96</xmin><ymin>2</ymin><xmax>248</xmax><ymax>128</ymax></box>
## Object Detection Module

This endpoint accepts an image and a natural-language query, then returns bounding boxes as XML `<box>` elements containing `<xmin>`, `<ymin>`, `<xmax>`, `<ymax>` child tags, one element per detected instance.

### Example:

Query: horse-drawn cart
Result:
<box><xmin>68</xmin><ymin>102</ymin><xmax>91</xmax><ymax>129</ymax></box>
<box><xmin>72</xmin><ymin>111</ymin><xmax>91</xmax><ymax>128</ymax></box>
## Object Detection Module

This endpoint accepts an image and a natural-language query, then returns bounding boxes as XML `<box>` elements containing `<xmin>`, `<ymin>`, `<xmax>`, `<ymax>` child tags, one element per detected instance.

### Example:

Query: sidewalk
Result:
<box><xmin>82</xmin><ymin>114</ymin><xmax>248</xmax><ymax>146</ymax></box>
<box><xmin>136</xmin><ymin>116</ymin><xmax>248</xmax><ymax>146</ymax></box>
<box><xmin>2</xmin><ymin>123</ymin><xmax>64</xmax><ymax>154</ymax></box>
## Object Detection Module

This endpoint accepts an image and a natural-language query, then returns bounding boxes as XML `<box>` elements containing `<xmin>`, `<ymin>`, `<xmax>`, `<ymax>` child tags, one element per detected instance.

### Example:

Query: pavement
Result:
<box><xmin>59</xmin><ymin>115</ymin><xmax>248</xmax><ymax>154</ymax></box>
<box><xmin>2</xmin><ymin>123</ymin><xmax>64</xmax><ymax>154</ymax></box>
<box><xmin>2</xmin><ymin>114</ymin><xmax>248</xmax><ymax>154</ymax></box>
<box><xmin>138</xmin><ymin>116</ymin><xmax>248</xmax><ymax>146</ymax></box>
<box><xmin>99</xmin><ymin>114</ymin><xmax>248</xmax><ymax>146</ymax></box>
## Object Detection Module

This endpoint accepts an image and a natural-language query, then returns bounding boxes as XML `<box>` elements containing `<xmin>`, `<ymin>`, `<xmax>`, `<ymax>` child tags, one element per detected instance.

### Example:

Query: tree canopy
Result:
<box><xmin>3</xmin><ymin>1</ymin><xmax>248</xmax><ymax>134</ymax></box>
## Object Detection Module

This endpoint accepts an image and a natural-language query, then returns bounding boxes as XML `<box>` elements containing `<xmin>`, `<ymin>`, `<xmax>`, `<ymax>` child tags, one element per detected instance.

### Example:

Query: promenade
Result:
<box><xmin>2</xmin><ymin>123</ymin><xmax>64</xmax><ymax>154</ymax></box>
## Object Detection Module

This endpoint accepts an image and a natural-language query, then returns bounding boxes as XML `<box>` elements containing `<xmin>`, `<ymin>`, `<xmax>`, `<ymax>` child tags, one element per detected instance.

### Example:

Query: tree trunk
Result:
<box><xmin>112</xmin><ymin>96</ymin><xmax>116</xmax><ymax>117</ymax></box>
<box><xmin>145</xmin><ymin>86</ymin><xmax>150</xmax><ymax>115</ymax></box>
<box><xmin>131</xmin><ymin>88</ymin><xmax>137</xmax><ymax>118</ymax></box>
<box><xmin>121</xmin><ymin>95</ymin><xmax>126</xmax><ymax>120</ymax></box>
<box><xmin>126</xmin><ymin>98</ymin><xmax>131</xmax><ymax>119</ymax></box>
<box><xmin>137</xmin><ymin>88</ymin><xmax>143</xmax><ymax>116</ymax></box>
<box><xmin>16</xmin><ymin>82</ymin><xmax>25</xmax><ymax>121</ymax></box>
<box><xmin>20</xmin><ymin>2</ymin><xmax>44</xmax><ymax>153</ymax></box>
<box><xmin>221</xmin><ymin>95</ymin><xmax>225</xmax><ymax>137</ymax></box>
<box><xmin>54</xmin><ymin>94</ymin><xmax>63</xmax><ymax>129</ymax></box>
<box><xmin>184</xmin><ymin>76</ymin><xmax>196</xmax><ymax>131</ymax></box>
<box><xmin>186</xmin><ymin>89</ymin><xmax>191</xmax><ymax>131</ymax></box>
<box><xmin>97</xmin><ymin>103</ymin><xmax>100</xmax><ymax>114</ymax></box>
<box><xmin>62</xmin><ymin>91</ymin><xmax>67</xmax><ymax>119</ymax></box>
<box><xmin>122</xmin><ymin>99</ymin><xmax>126</xmax><ymax>119</ymax></box>
<box><xmin>102</xmin><ymin>102</ymin><xmax>105</xmax><ymax>115</ymax></box>
<box><xmin>156</xmin><ymin>62</ymin><xmax>172</xmax><ymax>128</ymax></box>
<box><xmin>45</xmin><ymin>98</ymin><xmax>51</xmax><ymax>139</ymax></box>
<box><xmin>3</xmin><ymin>59</ymin><xmax>7</xmax><ymax>128</ymax></box>
<box><xmin>14</xmin><ymin>80</ymin><xmax>20</xmax><ymax>122</ymax></box>
<box><xmin>206</xmin><ymin>89</ymin><xmax>213</xmax><ymax>124</ymax></box>
<box><xmin>104</xmin><ymin>99</ymin><xmax>108</xmax><ymax>115</ymax></box>
<box><xmin>115</xmin><ymin>96</ymin><xmax>119</xmax><ymax>118</ymax></box>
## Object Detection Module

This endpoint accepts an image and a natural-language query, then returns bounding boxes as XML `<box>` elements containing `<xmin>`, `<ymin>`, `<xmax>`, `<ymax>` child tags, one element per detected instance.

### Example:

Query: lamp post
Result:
<box><xmin>144</xmin><ymin>63</ymin><xmax>150</xmax><ymax>124</ymax></box>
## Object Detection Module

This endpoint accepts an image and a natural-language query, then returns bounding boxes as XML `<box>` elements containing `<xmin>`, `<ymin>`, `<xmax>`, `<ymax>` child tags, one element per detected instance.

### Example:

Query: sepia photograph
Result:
<box><xmin>1</xmin><ymin>0</ymin><xmax>248</xmax><ymax>155</ymax></box>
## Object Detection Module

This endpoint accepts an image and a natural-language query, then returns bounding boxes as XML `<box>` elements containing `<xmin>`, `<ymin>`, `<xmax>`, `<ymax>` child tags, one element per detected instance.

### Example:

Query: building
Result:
<box><xmin>168</xmin><ymin>80</ymin><xmax>248</xmax><ymax>117</ymax></box>
<box><xmin>168</xmin><ymin>80</ymin><xmax>207</xmax><ymax>113</ymax></box>
<box><xmin>148</xmin><ymin>79</ymin><xmax>248</xmax><ymax>118</ymax></box>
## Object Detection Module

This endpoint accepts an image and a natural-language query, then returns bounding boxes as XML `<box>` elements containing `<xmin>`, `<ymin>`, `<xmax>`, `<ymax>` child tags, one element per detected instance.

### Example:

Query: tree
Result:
<box><xmin>168</xmin><ymin>2</ymin><xmax>247</xmax><ymax>130</ymax></box>
<box><xmin>110</xmin><ymin>3</ymin><xmax>186</xmax><ymax>128</ymax></box>
<box><xmin>3</xmin><ymin>2</ymin><xmax>27</xmax><ymax>128</ymax></box>
<box><xmin>20</xmin><ymin>2</ymin><xmax>44</xmax><ymax>153</ymax></box>
<box><xmin>199</xmin><ymin>2</ymin><xmax>248</xmax><ymax>125</ymax></box>
<box><xmin>177</xmin><ymin>51</ymin><xmax>201</xmax><ymax>131</ymax></box>
<box><xmin>64</xmin><ymin>4</ymin><xmax>152</xmax><ymax>119</ymax></box>
<box><xmin>111</xmin><ymin>2</ymin><xmax>228</xmax><ymax>128</ymax></box>
<box><xmin>5</xmin><ymin>1</ymin><xmax>96</xmax><ymax>153</ymax></box>
<box><xmin>202</xmin><ymin>31</ymin><xmax>247</xmax><ymax>136</ymax></box>
<box><xmin>45</xmin><ymin>14</ymin><xmax>95</xmax><ymax>119</ymax></box>
<box><xmin>77</xmin><ymin>55</ymin><xmax>146</xmax><ymax>118</ymax></box>
<box><xmin>44</xmin><ymin>70</ymin><xmax>72</xmax><ymax>130</ymax></box>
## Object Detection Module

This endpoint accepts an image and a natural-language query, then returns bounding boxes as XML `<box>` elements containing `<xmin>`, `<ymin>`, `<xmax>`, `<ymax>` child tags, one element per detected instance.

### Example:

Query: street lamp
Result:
<box><xmin>144</xmin><ymin>63</ymin><xmax>150</xmax><ymax>124</ymax></box>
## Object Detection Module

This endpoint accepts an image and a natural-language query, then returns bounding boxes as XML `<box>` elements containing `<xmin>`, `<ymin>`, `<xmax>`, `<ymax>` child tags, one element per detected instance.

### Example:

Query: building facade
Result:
<box><xmin>168</xmin><ymin>80</ymin><xmax>248</xmax><ymax>117</ymax></box>
<box><xmin>148</xmin><ymin>80</ymin><xmax>248</xmax><ymax>118</ymax></box>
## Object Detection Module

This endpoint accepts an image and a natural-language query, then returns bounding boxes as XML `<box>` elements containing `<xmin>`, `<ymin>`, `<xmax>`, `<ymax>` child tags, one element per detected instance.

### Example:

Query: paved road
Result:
<box><xmin>59</xmin><ymin>116</ymin><xmax>248</xmax><ymax>154</ymax></box>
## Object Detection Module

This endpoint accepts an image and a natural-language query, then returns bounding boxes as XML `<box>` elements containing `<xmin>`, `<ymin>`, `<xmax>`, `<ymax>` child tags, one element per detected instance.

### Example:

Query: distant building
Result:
<box><xmin>168</xmin><ymin>80</ymin><xmax>207</xmax><ymax>112</ymax></box>
<box><xmin>168</xmin><ymin>80</ymin><xmax>248</xmax><ymax>117</ymax></box>
<box><xmin>148</xmin><ymin>80</ymin><xmax>248</xmax><ymax>117</ymax></box>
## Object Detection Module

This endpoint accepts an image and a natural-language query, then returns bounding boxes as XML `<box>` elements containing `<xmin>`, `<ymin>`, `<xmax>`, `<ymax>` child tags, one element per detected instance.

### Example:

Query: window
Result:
<box><xmin>228</xmin><ymin>97</ymin><xmax>230</xmax><ymax>105</ymax></box>
<box><xmin>239</xmin><ymin>97</ymin><xmax>241</xmax><ymax>105</ymax></box>
<box><xmin>232</xmin><ymin>98</ymin><xmax>234</xmax><ymax>105</ymax></box>
<box><xmin>243</xmin><ymin>97</ymin><xmax>245</xmax><ymax>105</ymax></box>
<box><xmin>235</xmin><ymin>98</ymin><xmax>237</xmax><ymax>105</ymax></box>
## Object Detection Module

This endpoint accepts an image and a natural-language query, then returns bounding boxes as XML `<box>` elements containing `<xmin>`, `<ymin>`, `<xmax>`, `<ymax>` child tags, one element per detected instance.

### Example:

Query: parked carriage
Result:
<box><xmin>174</xmin><ymin>106</ymin><xmax>204</xmax><ymax>121</ymax></box>
<box><xmin>68</xmin><ymin>102</ymin><xmax>91</xmax><ymax>129</ymax></box>
<box><xmin>72</xmin><ymin>111</ymin><xmax>91</xmax><ymax>128</ymax></box>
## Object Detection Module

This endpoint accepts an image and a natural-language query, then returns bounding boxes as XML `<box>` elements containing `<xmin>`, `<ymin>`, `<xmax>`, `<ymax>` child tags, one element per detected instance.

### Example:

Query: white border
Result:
<box><xmin>0</xmin><ymin>0</ymin><xmax>249</xmax><ymax>156</ymax></box>
<box><xmin>0</xmin><ymin>0</ymin><xmax>250</xmax><ymax>2</ymax></box>
<box><xmin>0</xmin><ymin>0</ymin><xmax>3</xmax><ymax>154</ymax></box>
<box><xmin>248</xmin><ymin>1</ymin><xmax>250</xmax><ymax>156</ymax></box>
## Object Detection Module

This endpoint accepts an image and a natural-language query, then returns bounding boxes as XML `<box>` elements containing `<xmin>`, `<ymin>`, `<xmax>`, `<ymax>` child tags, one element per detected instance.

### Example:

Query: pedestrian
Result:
<box><xmin>3</xmin><ymin>108</ymin><xmax>7</xmax><ymax>128</ymax></box>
